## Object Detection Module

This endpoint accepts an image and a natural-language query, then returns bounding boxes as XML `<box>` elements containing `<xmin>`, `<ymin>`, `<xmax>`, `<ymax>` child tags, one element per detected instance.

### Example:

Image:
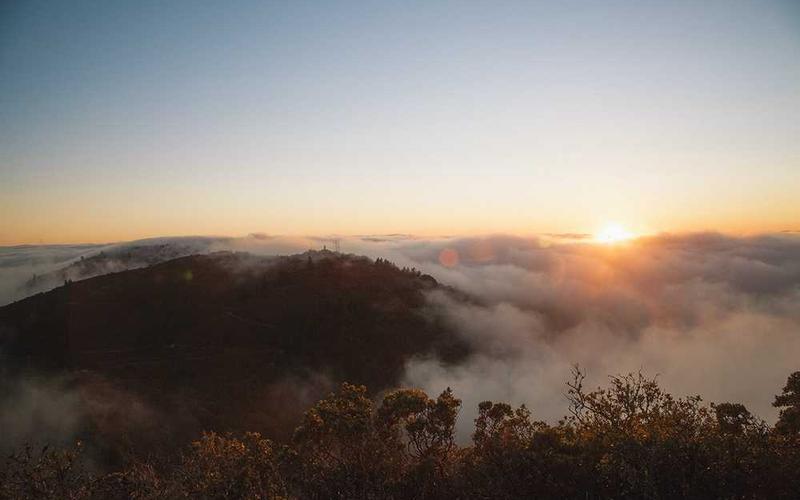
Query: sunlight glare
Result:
<box><xmin>596</xmin><ymin>223</ymin><xmax>634</xmax><ymax>244</ymax></box>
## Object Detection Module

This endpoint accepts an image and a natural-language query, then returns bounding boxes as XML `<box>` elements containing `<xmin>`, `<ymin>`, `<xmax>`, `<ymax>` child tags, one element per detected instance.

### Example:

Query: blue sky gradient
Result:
<box><xmin>1</xmin><ymin>1</ymin><xmax>799</xmax><ymax>243</ymax></box>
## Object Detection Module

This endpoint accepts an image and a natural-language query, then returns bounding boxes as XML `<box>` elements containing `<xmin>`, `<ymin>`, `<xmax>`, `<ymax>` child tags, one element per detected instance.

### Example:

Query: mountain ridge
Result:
<box><xmin>0</xmin><ymin>250</ymin><xmax>469</xmax><ymax>455</ymax></box>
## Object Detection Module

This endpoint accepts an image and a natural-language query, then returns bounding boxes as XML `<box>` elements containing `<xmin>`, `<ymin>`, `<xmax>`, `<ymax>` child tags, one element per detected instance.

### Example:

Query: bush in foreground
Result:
<box><xmin>2</xmin><ymin>369</ymin><xmax>800</xmax><ymax>499</ymax></box>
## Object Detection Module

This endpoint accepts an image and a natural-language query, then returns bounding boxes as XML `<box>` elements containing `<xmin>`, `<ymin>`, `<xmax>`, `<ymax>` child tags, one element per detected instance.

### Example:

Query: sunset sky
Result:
<box><xmin>1</xmin><ymin>0</ymin><xmax>799</xmax><ymax>244</ymax></box>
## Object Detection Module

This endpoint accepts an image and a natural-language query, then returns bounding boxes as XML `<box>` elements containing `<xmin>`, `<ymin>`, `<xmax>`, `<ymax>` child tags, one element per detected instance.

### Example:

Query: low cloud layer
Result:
<box><xmin>383</xmin><ymin>233</ymin><xmax>800</xmax><ymax>437</ymax></box>
<box><xmin>2</xmin><ymin>232</ymin><xmax>799</xmax><ymax>439</ymax></box>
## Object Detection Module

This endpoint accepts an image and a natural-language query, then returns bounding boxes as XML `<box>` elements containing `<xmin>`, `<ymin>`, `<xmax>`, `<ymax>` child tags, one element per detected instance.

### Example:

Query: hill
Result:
<box><xmin>12</xmin><ymin>237</ymin><xmax>230</xmax><ymax>302</ymax></box>
<box><xmin>0</xmin><ymin>251</ymin><xmax>468</xmax><ymax>456</ymax></box>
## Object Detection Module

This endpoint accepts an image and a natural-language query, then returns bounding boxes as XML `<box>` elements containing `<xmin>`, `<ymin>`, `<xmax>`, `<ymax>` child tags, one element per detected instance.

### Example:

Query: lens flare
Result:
<box><xmin>438</xmin><ymin>248</ymin><xmax>460</xmax><ymax>267</ymax></box>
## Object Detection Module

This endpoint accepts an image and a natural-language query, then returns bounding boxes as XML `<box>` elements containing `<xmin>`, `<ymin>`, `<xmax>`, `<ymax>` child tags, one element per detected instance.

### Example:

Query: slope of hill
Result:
<box><xmin>0</xmin><ymin>251</ymin><xmax>469</xmax><ymax>456</ymax></box>
<box><xmin>11</xmin><ymin>237</ymin><xmax>232</xmax><ymax>303</ymax></box>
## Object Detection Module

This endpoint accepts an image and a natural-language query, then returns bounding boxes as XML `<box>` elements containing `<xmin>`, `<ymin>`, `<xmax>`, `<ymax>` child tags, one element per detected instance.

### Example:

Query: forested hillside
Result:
<box><xmin>0</xmin><ymin>251</ymin><xmax>467</xmax><ymax>457</ymax></box>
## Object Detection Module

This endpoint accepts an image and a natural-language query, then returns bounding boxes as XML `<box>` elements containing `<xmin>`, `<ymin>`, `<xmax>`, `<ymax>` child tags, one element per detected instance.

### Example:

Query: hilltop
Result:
<box><xmin>0</xmin><ymin>251</ymin><xmax>468</xmax><ymax>456</ymax></box>
<box><xmin>12</xmin><ymin>237</ymin><xmax>230</xmax><ymax>301</ymax></box>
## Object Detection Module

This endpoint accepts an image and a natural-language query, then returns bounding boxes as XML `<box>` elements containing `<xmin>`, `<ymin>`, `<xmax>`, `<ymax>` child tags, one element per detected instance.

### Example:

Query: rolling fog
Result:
<box><xmin>2</xmin><ymin>232</ymin><xmax>799</xmax><ymax>440</ymax></box>
<box><xmin>386</xmin><ymin>233</ymin><xmax>800</xmax><ymax>437</ymax></box>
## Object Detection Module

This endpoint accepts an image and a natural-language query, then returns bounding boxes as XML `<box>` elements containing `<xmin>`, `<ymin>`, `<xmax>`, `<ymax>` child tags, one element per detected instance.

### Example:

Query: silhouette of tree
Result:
<box><xmin>774</xmin><ymin>371</ymin><xmax>800</xmax><ymax>435</ymax></box>
<box><xmin>4</xmin><ymin>369</ymin><xmax>800</xmax><ymax>498</ymax></box>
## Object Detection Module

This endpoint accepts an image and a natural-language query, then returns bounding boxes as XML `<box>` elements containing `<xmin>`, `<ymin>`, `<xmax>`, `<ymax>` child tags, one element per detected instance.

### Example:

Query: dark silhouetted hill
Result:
<box><xmin>0</xmin><ymin>251</ymin><xmax>468</xmax><ymax>456</ymax></box>
<box><xmin>15</xmin><ymin>237</ymin><xmax>231</xmax><ymax>301</ymax></box>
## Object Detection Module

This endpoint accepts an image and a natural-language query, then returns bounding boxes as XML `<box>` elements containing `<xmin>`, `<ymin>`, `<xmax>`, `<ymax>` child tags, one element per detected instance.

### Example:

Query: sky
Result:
<box><xmin>1</xmin><ymin>0</ymin><xmax>799</xmax><ymax>244</ymax></box>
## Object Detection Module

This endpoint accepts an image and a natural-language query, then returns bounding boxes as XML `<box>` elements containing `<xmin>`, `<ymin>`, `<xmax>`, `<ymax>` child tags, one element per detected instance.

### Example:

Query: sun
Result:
<box><xmin>595</xmin><ymin>223</ymin><xmax>634</xmax><ymax>244</ymax></box>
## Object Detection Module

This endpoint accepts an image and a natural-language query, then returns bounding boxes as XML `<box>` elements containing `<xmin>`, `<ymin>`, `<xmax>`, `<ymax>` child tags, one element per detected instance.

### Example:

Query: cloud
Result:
<box><xmin>2</xmin><ymin>231</ymin><xmax>799</xmax><ymax>441</ymax></box>
<box><xmin>379</xmin><ymin>233</ymin><xmax>800</xmax><ymax>438</ymax></box>
<box><xmin>0</xmin><ymin>376</ymin><xmax>85</xmax><ymax>452</ymax></box>
<box><xmin>0</xmin><ymin>372</ymin><xmax>162</xmax><ymax>456</ymax></box>
<box><xmin>0</xmin><ymin>233</ymin><xmax>419</xmax><ymax>305</ymax></box>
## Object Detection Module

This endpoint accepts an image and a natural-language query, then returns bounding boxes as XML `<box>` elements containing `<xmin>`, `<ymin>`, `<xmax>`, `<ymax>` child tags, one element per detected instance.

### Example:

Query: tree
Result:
<box><xmin>774</xmin><ymin>371</ymin><xmax>800</xmax><ymax>435</ymax></box>
<box><xmin>170</xmin><ymin>432</ymin><xmax>287</xmax><ymax>499</ymax></box>
<box><xmin>707</xmin><ymin>403</ymin><xmax>772</xmax><ymax>497</ymax></box>
<box><xmin>0</xmin><ymin>443</ymin><xmax>90</xmax><ymax>500</ymax></box>
<box><xmin>379</xmin><ymin>387</ymin><xmax>460</xmax><ymax>463</ymax></box>
<box><xmin>713</xmin><ymin>403</ymin><xmax>756</xmax><ymax>435</ymax></box>
<box><xmin>290</xmin><ymin>383</ymin><xmax>461</xmax><ymax>499</ymax></box>
<box><xmin>565</xmin><ymin>366</ymin><xmax>715</xmax><ymax>498</ymax></box>
<box><xmin>379</xmin><ymin>388</ymin><xmax>461</xmax><ymax>498</ymax></box>
<box><xmin>8</xmin><ymin>372</ymin><xmax>800</xmax><ymax>499</ymax></box>
<box><xmin>769</xmin><ymin>372</ymin><xmax>800</xmax><ymax>497</ymax></box>
<box><xmin>289</xmin><ymin>383</ymin><xmax>404</xmax><ymax>499</ymax></box>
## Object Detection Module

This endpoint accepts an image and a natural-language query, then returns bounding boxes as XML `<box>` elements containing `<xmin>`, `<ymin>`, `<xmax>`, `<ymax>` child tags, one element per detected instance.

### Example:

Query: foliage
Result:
<box><xmin>0</xmin><ymin>443</ymin><xmax>90</xmax><ymax>500</ymax></box>
<box><xmin>169</xmin><ymin>432</ymin><xmax>287</xmax><ymax>499</ymax></box>
<box><xmin>3</xmin><ymin>372</ymin><xmax>800</xmax><ymax>499</ymax></box>
<box><xmin>289</xmin><ymin>383</ymin><xmax>401</xmax><ymax>499</ymax></box>
<box><xmin>773</xmin><ymin>371</ymin><xmax>800</xmax><ymax>435</ymax></box>
<box><xmin>289</xmin><ymin>383</ymin><xmax>460</xmax><ymax>499</ymax></box>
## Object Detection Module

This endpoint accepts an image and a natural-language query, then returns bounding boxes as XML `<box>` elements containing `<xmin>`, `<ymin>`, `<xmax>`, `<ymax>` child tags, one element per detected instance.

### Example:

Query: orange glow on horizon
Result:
<box><xmin>595</xmin><ymin>223</ymin><xmax>635</xmax><ymax>244</ymax></box>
